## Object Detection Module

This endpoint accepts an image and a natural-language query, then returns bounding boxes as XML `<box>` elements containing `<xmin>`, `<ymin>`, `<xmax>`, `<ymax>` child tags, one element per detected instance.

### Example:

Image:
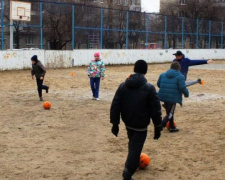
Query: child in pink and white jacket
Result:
<box><xmin>88</xmin><ymin>52</ymin><xmax>105</xmax><ymax>100</ymax></box>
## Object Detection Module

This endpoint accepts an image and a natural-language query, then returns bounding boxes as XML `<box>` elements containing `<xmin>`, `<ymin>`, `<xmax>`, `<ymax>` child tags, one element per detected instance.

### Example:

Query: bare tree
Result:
<box><xmin>160</xmin><ymin>0</ymin><xmax>220</xmax><ymax>48</ymax></box>
<box><xmin>43</xmin><ymin>3</ymin><xmax>72</xmax><ymax>50</ymax></box>
<box><xmin>128</xmin><ymin>11</ymin><xmax>145</xmax><ymax>49</ymax></box>
<box><xmin>43</xmin><ymin>0</ymin><xmax>102</xmax><ymax>50</ymax></box>
<box><xmin>117</xmin><ymin>9</ymin><xmax>127</xmax><ymax>49</ymax></box>
<box><xmin>161</xmin><ymin>0</ymin><xmax>217</xmax><ymax>20</ymax></box>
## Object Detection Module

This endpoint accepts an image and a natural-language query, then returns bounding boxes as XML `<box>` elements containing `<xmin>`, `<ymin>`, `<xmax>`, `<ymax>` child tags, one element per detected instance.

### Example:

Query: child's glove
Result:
<box><xmin>111</xmin><ymin>124</ymin><xmax>119</xmax><ymax>137</ymax></box>
<box><xmin>154</xmin><ymin>125</ymin><xmax>162</xmax><ymax>140</ymax></box>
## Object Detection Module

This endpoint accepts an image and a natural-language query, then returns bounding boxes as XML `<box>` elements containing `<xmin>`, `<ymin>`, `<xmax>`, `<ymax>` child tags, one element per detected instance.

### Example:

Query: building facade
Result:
<box><xmin>159</xmin><ymin>0</ymin><xmax>225</xmax><ymax>49</ymax></box>
<box><xmin>0</xmin><ymin>0</ymin><xmax>142</xmax><ymax>50</ymax></box>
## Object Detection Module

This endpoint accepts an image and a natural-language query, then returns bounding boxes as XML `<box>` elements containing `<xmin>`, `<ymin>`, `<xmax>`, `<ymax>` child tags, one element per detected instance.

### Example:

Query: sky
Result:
<box><xmin>142</xmin><ymin>0</ymin><xmax>160</xmax><ymax>13</ymax></box>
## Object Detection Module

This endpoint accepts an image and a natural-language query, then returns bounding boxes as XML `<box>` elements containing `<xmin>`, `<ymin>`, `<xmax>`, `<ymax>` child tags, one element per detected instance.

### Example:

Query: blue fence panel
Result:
<box><xmin>0</xmin><ymin>1</ymin><xmax>225</xmax><ymax>50</ymax></box>
<box><xmin>211</xmin><ymin>21</ymin><xmax>223</xmax><ymax>48</ymax></box>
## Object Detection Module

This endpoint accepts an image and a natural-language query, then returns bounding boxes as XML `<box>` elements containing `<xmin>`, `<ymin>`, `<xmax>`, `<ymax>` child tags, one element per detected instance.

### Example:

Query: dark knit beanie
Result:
<box><xmin>31</xmin><ymin>55</ymin><xmax>38</xmax><ymax>61</ymax></box>
<box><xmin>134</xmin><ymin>60</ymin><xmax>148</xmax><ymax>74</ymax></box>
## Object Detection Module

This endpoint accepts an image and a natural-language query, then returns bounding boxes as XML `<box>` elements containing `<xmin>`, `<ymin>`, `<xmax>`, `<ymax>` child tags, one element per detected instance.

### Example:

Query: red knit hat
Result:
<box><xmin>94</xmin><ymin>52</ymin><xmax>100</xmax><ymax>57</ymax></box>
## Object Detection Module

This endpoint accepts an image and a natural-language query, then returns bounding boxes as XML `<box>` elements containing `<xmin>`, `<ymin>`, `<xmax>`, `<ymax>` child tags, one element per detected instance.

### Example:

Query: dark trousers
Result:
<box><xmin>124</xmin><ymin>128</ymin><xmax>147</xmax><ymax>178</ymax></box>
<box><xmin>36</xmin><ymin>78</ymin><xmax>48</xmax><ymax>98</ymax></box>
<box><xmin>162</xmin><ymin>102</ymin><xmax>176</xmax><ymax>129</ymax></box>
<box><xmin>90</xmin><ymin>77</ymin><xmax>101</xmax><ymax>98</ymax></box>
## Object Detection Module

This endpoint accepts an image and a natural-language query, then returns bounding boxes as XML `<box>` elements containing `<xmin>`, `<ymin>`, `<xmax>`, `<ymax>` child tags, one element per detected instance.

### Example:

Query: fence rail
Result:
<box><xmin>0</xmin><ymin>0</ymin><xmax>225</xmax><ymax>50</ymax></box>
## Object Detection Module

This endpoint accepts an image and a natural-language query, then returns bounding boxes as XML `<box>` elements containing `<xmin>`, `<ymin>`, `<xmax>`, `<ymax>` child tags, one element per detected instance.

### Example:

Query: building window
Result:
<box><xmin>178</xmin><ymin>11</ymin><xmax>185</xmax><ymax>17</ymax></box>
<box><xmin>124</xmin><ymin>0</ymin><xmax>129</xmax><ymax>6</ymax></box>
<box><xmin>179</xmin><ymin>0</ymin><xmax>186</xmax><ymax>5</ymax></box>
<box><xmin>119</xmin><ymin>12</ymin><xmax>126</xmax><ymax>20</ymax></box>
<box><xmin>118</xmin><ymin>0</ymin><xmax>121</xmax><ymax>5</ymax></box>
<box><xmin>132</xmin><ymin>0</ymin><xmax>136</xmax><ymax>5</ymax></box>
<box><xmin>25</xmin><ymin>36</ymin><xmax>35</xmax><ymax>45</ymax></box>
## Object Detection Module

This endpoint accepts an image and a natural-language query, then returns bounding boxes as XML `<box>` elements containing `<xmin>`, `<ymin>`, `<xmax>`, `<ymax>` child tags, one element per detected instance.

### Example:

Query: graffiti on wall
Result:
<box><xmin>3</xmin><ymin>52</ymin><xmax>18</xmax><ymax>59</ymax></box>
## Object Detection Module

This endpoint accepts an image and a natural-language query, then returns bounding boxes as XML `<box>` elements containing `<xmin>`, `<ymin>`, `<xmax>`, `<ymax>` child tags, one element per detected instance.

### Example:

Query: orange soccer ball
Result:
<box><xmin>139</xmin><ymin>153</ymin><xmax>150</xmax><ymax>169</ymax></box>
<box><xmin>43</xmin><ymin>101</ymin><xmax>51</xmax><ymax>110</ymax></box>
<box><xmin>166</xmin><ymin>121</ymin><xmax>177</xmax><ymax>130</ymax></box>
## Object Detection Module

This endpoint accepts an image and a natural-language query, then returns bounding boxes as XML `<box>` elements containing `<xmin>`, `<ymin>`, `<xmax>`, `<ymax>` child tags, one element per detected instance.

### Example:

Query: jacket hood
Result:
<box><xmin>165</xmin><ymin>69</ymin><xmax>181</xmax><ymax>78</ymax></box>
<box><xmin>125</xmin><ymin>73</ymin><xmax>147</xmax><ymax>89</ymax></box>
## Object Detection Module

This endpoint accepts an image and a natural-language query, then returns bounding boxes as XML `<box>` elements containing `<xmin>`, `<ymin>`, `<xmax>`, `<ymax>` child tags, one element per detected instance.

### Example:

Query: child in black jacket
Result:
<box><xmin>31</xmin><ymin>55</ymin><xmax>49</xmax><ymax>101</ymax></box>
<box><xmin>110</xmin><ymin>60</ymin><xmax>162</xmax><ymax>180</ymax></box>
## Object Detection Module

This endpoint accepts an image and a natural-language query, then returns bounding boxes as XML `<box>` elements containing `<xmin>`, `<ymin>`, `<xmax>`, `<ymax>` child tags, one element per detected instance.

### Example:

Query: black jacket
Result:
<box><xmin>110</xmin><ymin>74</ymin><xmax>162</xmax><ymax>129</ymax></box>
<box><xmin>31</xmin><ymin>60</ymin><xmax>46</xmax><ymax>79</ymax></box>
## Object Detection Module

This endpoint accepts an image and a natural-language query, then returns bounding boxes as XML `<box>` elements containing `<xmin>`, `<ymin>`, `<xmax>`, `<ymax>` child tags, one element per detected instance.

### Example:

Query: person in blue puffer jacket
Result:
<box><xmin>173</xmin><ymin>51</ymin><xmax>213</xmax><ymax>80</ymax></box>
<box><xmin>157</xmin><ymin>62</ymin><xmax>189</xmax><ymax>132</ymax></box>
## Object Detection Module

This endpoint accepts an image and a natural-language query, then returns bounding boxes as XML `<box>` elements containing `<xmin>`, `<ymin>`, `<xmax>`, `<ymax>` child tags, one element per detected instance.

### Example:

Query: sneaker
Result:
<box><xmin>122</xmin><ymin>168</ymin><xmax>134</xmax><ymax>180</ymax></box>
<box><xmin>170</xmin><ymin>127</ymin><xmax>179</xmax><ymax>133</ymax></box>
<box><xmin>96</xmin><ymin>98</ymin><xmax>100</xmax><ymax>101</ymax></box>
<box><xmin>92</xmin><ymin>97</ymin><xmax>96</xmax><ymax>100</ymax></box>
<box><xmin>46</xmin><ymin>86</ymin><xmax>49</xmax><ymax>93</ymax></box>
<box><xmin>40</xmin><ymin>97</ymin><xmax>43</xmax><ymax>101</ymax></box>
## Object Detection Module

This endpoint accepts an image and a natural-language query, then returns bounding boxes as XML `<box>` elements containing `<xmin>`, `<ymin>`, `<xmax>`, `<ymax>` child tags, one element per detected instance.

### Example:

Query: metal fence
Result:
<box><xmin>1</xmin><ymin>0</ymin><xmax>225</xmax><ymax>50</ymax></box>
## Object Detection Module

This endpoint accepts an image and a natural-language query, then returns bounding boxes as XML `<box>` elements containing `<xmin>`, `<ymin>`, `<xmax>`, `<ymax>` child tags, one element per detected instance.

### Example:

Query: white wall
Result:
<box><xmin>73</xmin><ymin>49</ymin><xmax>225</xmax><ymax>66</ymax></box>
<box><xmin>0</xmin><ymin>50</ymin><xmax>45</xmax><ymax>71</ymax></box>
<box><xmin>45</xmin><ymin>51</ymin><xmax>74</xmax><ymax>68</ymax></box>
<box><xmin>0</xmin><ymin>49</ymin><xmax>224</xmax><ymax>70</ymax></box>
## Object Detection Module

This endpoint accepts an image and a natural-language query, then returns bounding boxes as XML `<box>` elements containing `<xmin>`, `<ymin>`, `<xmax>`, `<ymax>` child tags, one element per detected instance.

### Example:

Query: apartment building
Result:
<box><xmin>0</xmin><ymin>0</ymin><xmax>141</xmax><ymax>50</ymax></box>
<box><xmin>69</xmin><ymin>0</ymin><xmax>142</xmax><ymax>49</ymax></box>
<box><xmin>160</xmin><ymin>0</ymin><xmax>225</xmax><ymax>49</ymax></box>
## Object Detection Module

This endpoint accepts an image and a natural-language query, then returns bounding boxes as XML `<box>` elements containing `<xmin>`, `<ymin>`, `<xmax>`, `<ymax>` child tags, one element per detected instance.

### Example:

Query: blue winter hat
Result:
<box><xmin>31</xmin><ymin>55</ymin><xmax>38</xmax><ymax>61</ymax></box>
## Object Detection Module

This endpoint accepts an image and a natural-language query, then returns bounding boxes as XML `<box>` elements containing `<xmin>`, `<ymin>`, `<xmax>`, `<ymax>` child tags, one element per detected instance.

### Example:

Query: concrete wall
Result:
<box><xmin>0</xmin><ymin>50</ymin><xmax>45</xmax><ymax>71</ymax></box>
<box><xmin>0</xmin><ymin>49</ymin><xmax>224</xmax><ymax>70</ymax></box>
<box><xmin>45</xmin><ymin>51</ymin><xmax>74</xmax><ymax>68</ymax></box>
<box><xmin>73</xmin><ymin>49</ymin><xmax>224</xmax><ymax>66</ymax></box>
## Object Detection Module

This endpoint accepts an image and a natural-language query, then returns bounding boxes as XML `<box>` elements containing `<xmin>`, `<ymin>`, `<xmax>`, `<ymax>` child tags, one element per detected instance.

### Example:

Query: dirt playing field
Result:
<box><xmin>0</xmin><ymin>62</ymin><xmax>225</xmax><ymax>180</ymax></box>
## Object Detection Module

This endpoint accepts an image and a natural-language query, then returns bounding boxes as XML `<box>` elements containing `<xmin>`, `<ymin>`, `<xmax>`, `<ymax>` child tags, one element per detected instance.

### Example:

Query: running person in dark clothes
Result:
<box><xmin>173</xmin><ymin>51</ymin><xmax>213</xmax><ymax>80</ymax></box>
<box><xmin>31</xmin><ymin>55</ymin><xmax>49</xmax><ymax>101</ymax></box>
<box><xmin>110</xmin><ymin>60</ymin><xmax>162</xmax><ymax>180</ymax></box>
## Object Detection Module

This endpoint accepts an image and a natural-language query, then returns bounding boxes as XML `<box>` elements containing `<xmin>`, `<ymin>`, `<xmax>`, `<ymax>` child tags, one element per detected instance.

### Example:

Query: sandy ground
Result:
<box><xmin>0</xmin><ymin>62</ymin><xmax>225</xmax><ymax>180</ymax></box>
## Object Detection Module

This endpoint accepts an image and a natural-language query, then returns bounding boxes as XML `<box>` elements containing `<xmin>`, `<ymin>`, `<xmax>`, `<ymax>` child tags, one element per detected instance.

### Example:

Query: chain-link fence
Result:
<box><xmin>1</xmin><ymin>0</ymin><xmax>225</xmax><ymax>50</ymax></box>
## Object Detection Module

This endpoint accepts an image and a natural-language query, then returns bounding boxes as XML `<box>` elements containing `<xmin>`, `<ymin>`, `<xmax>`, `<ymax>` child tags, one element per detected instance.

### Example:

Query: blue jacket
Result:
<box><xmin>157</xmin><ymin>69</ymin><xmax>189</xmax><ymax>105</ymax></box>
<box><xmin>173</xmin><ymin>55</ymin><xmax>208</xmax><ymax>80</ymax></box>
